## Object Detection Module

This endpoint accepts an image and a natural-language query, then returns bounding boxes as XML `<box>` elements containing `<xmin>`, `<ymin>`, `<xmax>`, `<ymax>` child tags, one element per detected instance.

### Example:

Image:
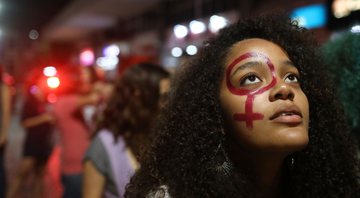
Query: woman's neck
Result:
<box><xmin>251</xmin><ymin>155</ymin><xmax>284</xmax><ymax>198</ymax></box>
<box><xmin>229</xmin><ymin>144</ymin><xmax>286</xmax><ymax>198</ymax></box>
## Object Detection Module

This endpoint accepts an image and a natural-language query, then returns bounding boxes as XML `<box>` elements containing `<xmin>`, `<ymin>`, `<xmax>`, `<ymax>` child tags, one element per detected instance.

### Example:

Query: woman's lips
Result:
<box><xmin>270</xmin><ymin>105</ymin><xmax>303</xmax><ymax>125</ymax></box>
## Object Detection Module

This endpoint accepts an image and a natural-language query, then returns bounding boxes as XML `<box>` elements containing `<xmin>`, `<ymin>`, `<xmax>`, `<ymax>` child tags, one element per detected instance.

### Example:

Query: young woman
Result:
<box><xmin>125</xmin><ymin>14</ymin><xmax>360</xmax><ymax>197</ymax></box>
<box><xmin>52</xmin><ymin>65</ymin><xmax>100</xmax><ymax>198</ymax></box>
<box><xmin>83</xmin><ymin>63</ymin><xmax>170</xmax><ymax>198</ymax></box>
<box><xmin>7</xmin><ymin>71</ymin><xmax>55</xmax><ymax>198</ymax></box>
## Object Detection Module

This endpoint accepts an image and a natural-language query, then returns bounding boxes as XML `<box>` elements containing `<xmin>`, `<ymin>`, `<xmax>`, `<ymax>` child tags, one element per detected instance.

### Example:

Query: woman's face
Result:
<box><xmin>220</xmin><ymin>38</ymin><xmax>309</xmax><ymax>154</ymax></box>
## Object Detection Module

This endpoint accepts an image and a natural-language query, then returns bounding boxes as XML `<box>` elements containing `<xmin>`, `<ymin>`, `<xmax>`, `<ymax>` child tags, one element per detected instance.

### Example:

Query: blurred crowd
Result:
<box><xmin>1</xmin><ymin>61</ymin><xmax>170</xmax><ymax>198</ymax></box>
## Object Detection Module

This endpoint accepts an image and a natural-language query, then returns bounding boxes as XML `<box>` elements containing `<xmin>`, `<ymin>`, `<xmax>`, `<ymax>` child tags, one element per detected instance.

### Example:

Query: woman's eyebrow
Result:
<box><xmin>231</xmin><ymin>61</ymin><xmax>264</xmax><ymax>77</ymax></box>
<box><xmin>282</xmin><ymin>60</ymin><xmax>296</xmax><ymax>68</ymax></box>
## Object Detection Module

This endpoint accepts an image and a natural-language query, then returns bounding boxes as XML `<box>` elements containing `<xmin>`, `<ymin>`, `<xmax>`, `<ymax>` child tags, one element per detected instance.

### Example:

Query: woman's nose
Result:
<box><xmin>269</xmin><ymin>82</ymin><xmax>294</xmax><ymax>102</ymax></box>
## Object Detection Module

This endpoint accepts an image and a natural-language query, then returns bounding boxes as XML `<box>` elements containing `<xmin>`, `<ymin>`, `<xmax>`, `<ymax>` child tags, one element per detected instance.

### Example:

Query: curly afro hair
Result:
<box><xmin>322</xmin><ymin>33</ymin><xmax>360</xmax><ymax>143</ymax></box>
<box><xmin>125</xmin><ymin>14</ymin><xmax>360</xmax><ymax>197</ymax></box>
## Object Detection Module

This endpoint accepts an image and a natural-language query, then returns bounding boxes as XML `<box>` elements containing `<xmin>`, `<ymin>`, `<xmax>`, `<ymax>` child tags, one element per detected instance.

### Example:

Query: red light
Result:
<box><xmin>47</xmin><ymin>77</ymin><xmax>60</xmax><ymax>89</ymax></box>
<box><xmin>47</xmin><ymin>93</ymin><xmax>57</xmax><ymax>103</ymax></box>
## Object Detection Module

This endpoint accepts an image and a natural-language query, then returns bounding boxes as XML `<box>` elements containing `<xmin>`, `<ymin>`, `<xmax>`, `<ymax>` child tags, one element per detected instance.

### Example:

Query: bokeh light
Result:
<box><xmin>47</xmin><ymin>77</ymin><xmax>60</xmax><ymax>89</ymax></box>
<box><xmin>80</xmin><ymin>49</ymin><xmax>95</xmax><ymax>66</ymax></box>
<box><xmin>173</xmin><ymin>25</ymin><xmax>189</xmax><ymax>38</ymax></box>
<box><xmin>186</xmin><ymin>45</ymin><xmax>198</xmax><ymax>55</ymax></box>
<box><xmin>96</xmin><ymin>56</ymin><xmax>119</xmax><ymax>70</ymax></box>
<box><xmin>351</xmin><ymin>25</ymin><xmax>360</xmax><ymax>33</ymax></box>
<box><xmin>171</xmin><ymin>47</ymin><xmax>183</xmax><ymax>57</ymax></box>
<box><xmin>47</xmin><ymin>93</ymin><xmax>58</xmax><ymax>103</ymax></box>
<box><xmin>103</xmin><ymin>44</ymin><xmax>120</xmax><ymax>57</ymax></box>
<box><xmin>189</xmin><ymin>20</ymin><xmax>206</xmax><ymax>34</ymax></box>
<box><xmin>43</xmin><ymin>66</ymin><xmax>57</xmax><ymax>77</ymax></box>
<box><xmin>29</xmin><ymin>29</ymin><xmax>39</xmax><ymax>40</ymax></box>
<box><xmin>30</xmin><ymin>85</ymin><xmax>38</xmax><ymax>95</ymax></box>
<box><xmin>209</xmin><ymin>15</ymin><xmax>228</xmax><ymax>33</ymax></box>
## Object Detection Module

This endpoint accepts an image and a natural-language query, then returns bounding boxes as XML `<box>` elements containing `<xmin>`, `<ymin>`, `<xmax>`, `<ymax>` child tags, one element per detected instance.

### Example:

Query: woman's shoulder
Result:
<box><xmin>96</xmin><ymin>129</ymin><xmax>124</xmax><ymax>143</ymax></box>
<box><xmin>146</xmin><ymin>185</ymin><xmax>171</xmax><ymax>198</ymax></box>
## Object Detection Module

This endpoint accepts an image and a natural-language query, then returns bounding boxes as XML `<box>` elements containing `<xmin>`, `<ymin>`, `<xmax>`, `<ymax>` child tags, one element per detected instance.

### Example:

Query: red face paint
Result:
<box><xmin>225</xmin><ymin>52</ymin><xmax>277</xmax><ymax>128</ymax></box>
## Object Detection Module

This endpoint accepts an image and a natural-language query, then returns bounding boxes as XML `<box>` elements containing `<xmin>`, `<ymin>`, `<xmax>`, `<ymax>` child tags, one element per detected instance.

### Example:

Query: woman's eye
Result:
<box><xmin>284</xmin><ymin>74</ymin><xmax>299</xmax><ymax>83</ymax></box>
<box><xmin>240</xmin><ymin>74</ymin><xmax>262</xmax><ymax>86</ymax></box>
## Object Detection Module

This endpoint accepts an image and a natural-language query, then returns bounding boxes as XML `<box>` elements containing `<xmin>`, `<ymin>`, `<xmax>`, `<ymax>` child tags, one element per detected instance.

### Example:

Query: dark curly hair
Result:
<box><xmin>96</xmin><ymin>62</ymin><xmax>169</xmax><ymax>159</ymax></box>
<box><xmin>125</xmin><ymin>14</ymin><xmax>360</xmax><ymax>197</ymax></box>
<box><xmin>322</xmin><ymin>33</ymin><xmax>360</xmax><ymax>145</ymax></box>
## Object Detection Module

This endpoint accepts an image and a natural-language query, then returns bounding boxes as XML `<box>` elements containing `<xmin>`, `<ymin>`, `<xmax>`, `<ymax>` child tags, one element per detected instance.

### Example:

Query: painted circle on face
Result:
<box><xmin>226</xmin><ymin>52</ymin><xmax>276</xmax><ymax>95</ymax></box>
<box><xmin>225</xmin><ymin>52</ymin><xmax>277</xmax><ymax>128</ymax></box>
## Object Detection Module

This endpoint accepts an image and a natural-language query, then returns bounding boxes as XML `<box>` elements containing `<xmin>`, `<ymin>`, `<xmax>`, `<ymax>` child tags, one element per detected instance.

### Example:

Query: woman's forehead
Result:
<box><xmin>225</xmin><ymin>39</ymin><xmax>290</xmax><ymax>66</ymax></box>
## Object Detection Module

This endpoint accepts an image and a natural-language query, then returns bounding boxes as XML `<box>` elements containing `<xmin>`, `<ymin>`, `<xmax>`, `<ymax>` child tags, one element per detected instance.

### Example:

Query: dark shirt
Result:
<box><xmin>21</xmin><ymin>94</ymin><xmax>52</xmax><ymax>134</ymax></box>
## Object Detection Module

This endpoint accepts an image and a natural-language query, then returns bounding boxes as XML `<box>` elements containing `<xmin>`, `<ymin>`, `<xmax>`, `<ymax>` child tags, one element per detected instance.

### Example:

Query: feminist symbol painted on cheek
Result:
<box><xmin>225</xmin><ymin>52</ymin><xmax>277</xmax><ymax>128</ymax></box>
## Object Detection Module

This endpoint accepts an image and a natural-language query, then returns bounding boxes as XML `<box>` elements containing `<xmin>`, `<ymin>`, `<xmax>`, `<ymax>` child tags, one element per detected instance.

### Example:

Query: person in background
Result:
<box><xmin>322</xmin><ymin>32</ymin><xmax>360</xmax><ymax>147</ymax></box>
<box><xmin>80</xmin><ymin>65</ymin><xmax>101</xmax><ymax>133</ymax></box>
<box><xmin>52</xmin><ymin>65</ymin><xmax>100</xmax><ymax>198</ymax></box>
<box><xmin>81</xmin><ymin>65</ymin><xmax>114</xmax><ymax>133</ymax></box>
<box><xmin>7</xmin><ymin>70</ymin><xmax>55</xmax><ymax>198</ymax></box>
<box><xmin>83</xmin><ymin>63</ymin><xmax>170</xmax><ymax>198</ymax></box>
<box><xmin>125</xmin><ymin>14</ymin><xmax>360</xmax><ymax>197</ymax></box>
<box><xmin>0</xmin><ymin>65</ymin><xmax>11</xmax><ymax>198</ymax></box>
